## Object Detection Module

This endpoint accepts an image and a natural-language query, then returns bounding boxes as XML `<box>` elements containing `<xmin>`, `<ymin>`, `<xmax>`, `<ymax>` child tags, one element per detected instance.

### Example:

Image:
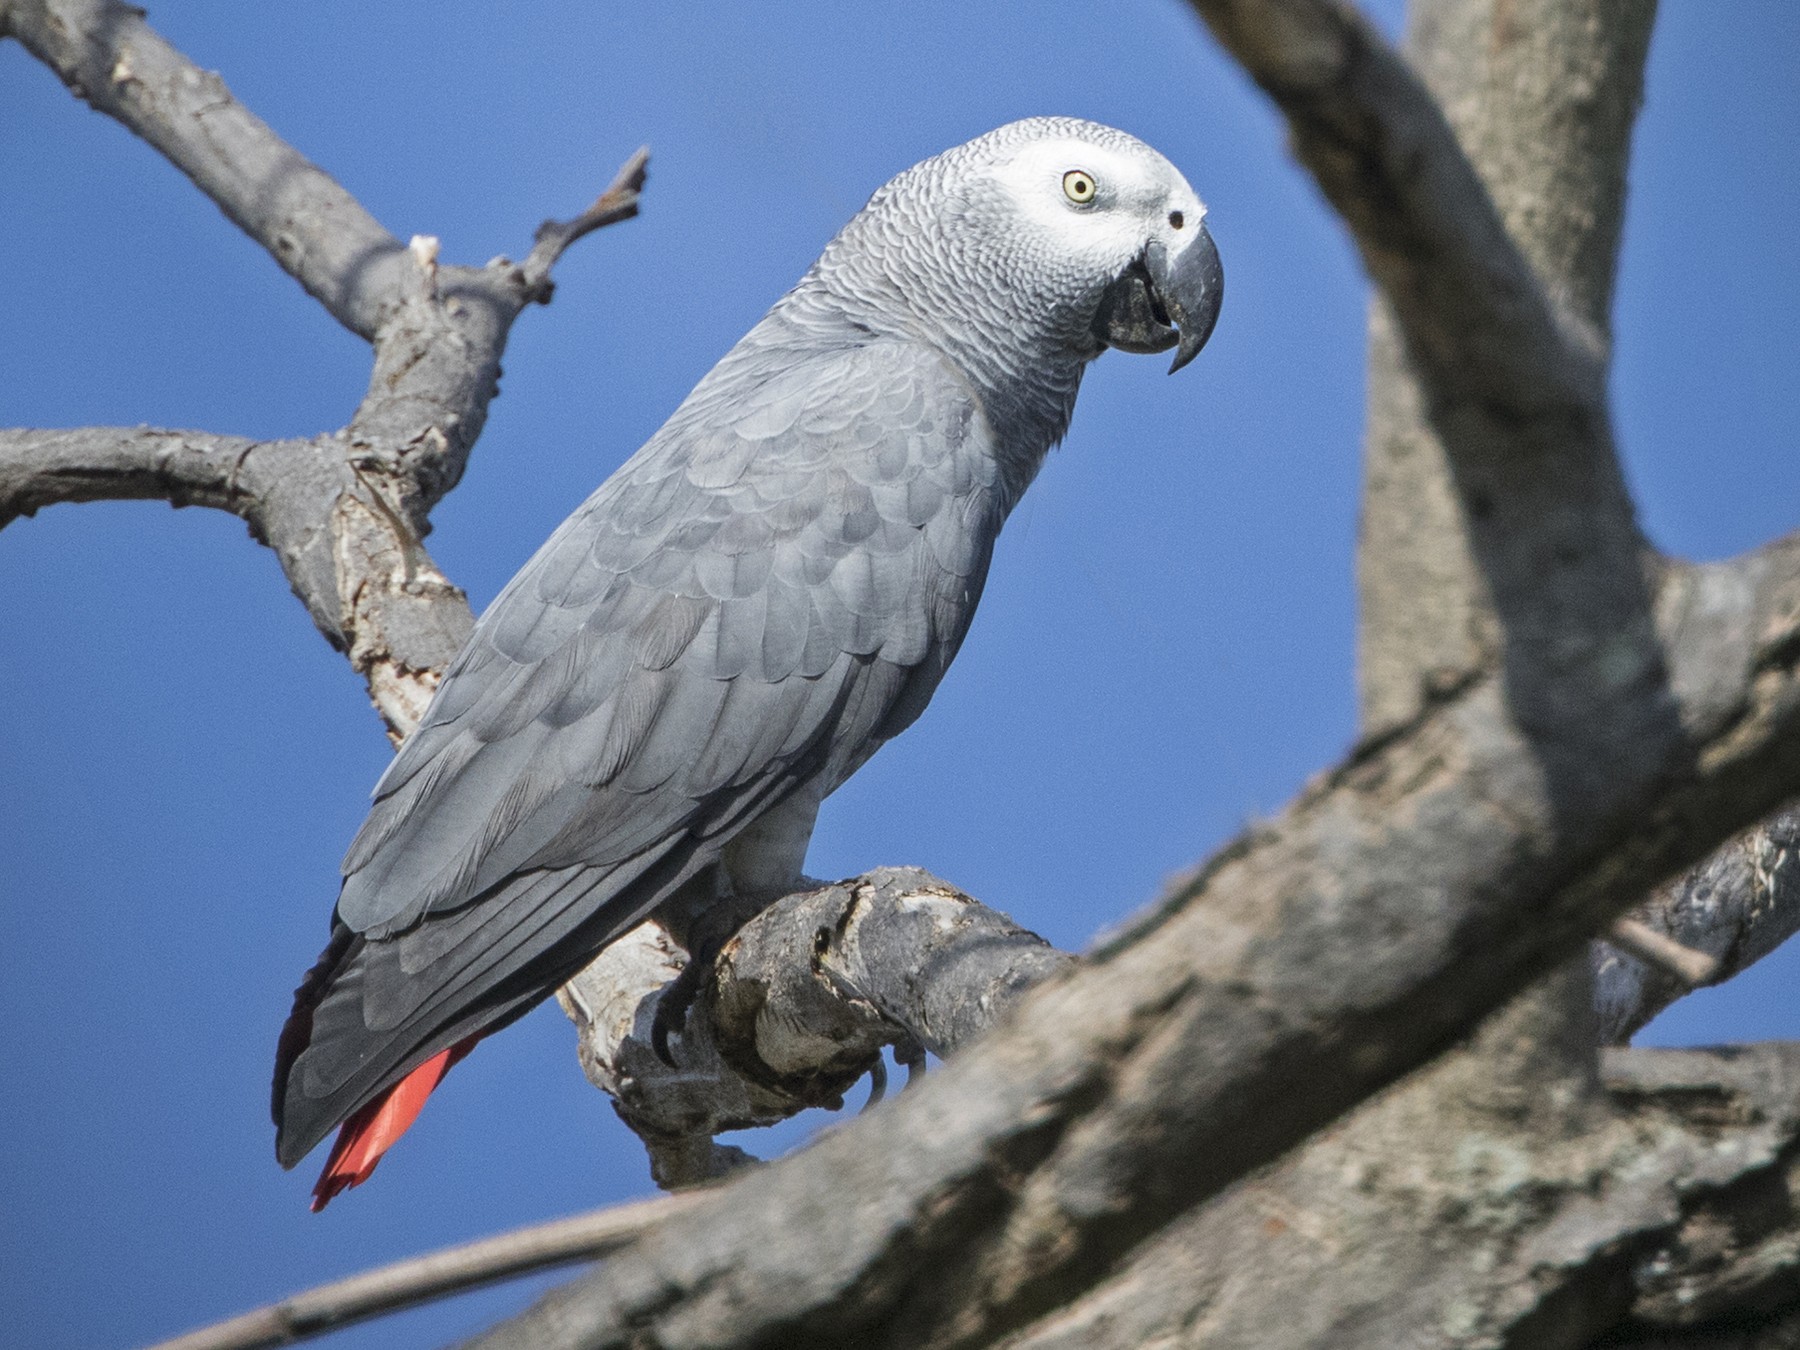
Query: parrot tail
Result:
<box><xmin>310</xmin><ymin>1036</ymin><xmax>477</xmax><ymax>1211</ymax></box>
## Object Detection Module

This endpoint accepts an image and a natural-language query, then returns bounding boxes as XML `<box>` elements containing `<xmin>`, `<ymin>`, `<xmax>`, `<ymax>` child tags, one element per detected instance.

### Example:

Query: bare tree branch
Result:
<box><xmin>0</xmin><ymin>418</ymin><xmax>477</xmax><ymax>735</ymax></box>
<box><xmin>519</xmin><ymin>146</ymin><xmax>651</xmax><ymax>302</ymax></box>
<box><xmin>1319</xmin><ymin>0</ymin><xmax>1654</xmax><ymax>1100</ymax></box>
<box><xmin>1332</xmin><ymin>0</ymin><xmax>1659</xmax><ymax>734</ymax></box>
<box><xmin>1</xmin><ymin>0</ymin><xmax>647</xmax><ymax>737</ymax></box>
<box><xmin>1597</xmin><ymin>806</ymin><xmax>1800</xmax><ymax>1043</ymax></box>
<box><xmin>154</xmin><ymin>977</ymin><xmax>1800</xmax><ymax>1350</ymax></box>
<box><xmin>450</xmin><ymin>517</ymin><xmax>1800</xmax><ymax>1347</ymax></box>
<box><xmin>559</xmin><ymin>868</ymin><xmax>1071</xmax><ymax>1189</ymax></box>
<box><xmin>2</xmin><ymin>0</ymin><xmax>409</xmax><ymax>340</ymax></box>
<box><xmin>0</xmin><ymin>425</ymin><xmax>260</xmax><ymax>528</ymax></box>
<box><xmin>1189</xmin><ymin>0</ymin><xmax>1654</xmax><ymax>803</ymax></box>
<box><xmin>1199</xmin><ymin>0</ymin><xmax>1800</xmax><ymax>1084</ymax></box>
<box><xmin>144</xmin><ymin>871</ymin><xmax>1067</xmax><ymax>1349</ymax></box>
<box><xmin>1310</xmin><ymin>0</ymin><xmax>1779</xmax><ymax>1078</ymax></box>
<box><xmin>1192</xmin><ymin>0</ymin><xmax>1615</xmax><ymax>417</ymax></box>
<box><xmin>144</xmin><ymin>1192</ymin><xmax>706</xmax><ymax>1350</ymax></box>
<box><xmin>1606</xmin><ymin>914</ymin><xmax>1722</xmax><ymax>989</ymax></box>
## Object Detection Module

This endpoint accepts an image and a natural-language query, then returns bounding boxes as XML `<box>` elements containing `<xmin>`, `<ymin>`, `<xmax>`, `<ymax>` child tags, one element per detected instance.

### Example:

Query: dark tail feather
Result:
<box><xmin>273</xmin><ymin>923</ymin><xmax>357</xmax><ymax>1130</ymax></box>
<box><xmin>309</xmin><ymin>1036</ymin><xmax>478</xmax><ymax>1210</ymax></box>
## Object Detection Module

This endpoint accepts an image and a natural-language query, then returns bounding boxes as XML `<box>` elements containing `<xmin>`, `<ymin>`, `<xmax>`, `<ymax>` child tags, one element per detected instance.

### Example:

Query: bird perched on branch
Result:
<box><xmin>273</xmin><ymin>117</ymin><xmax>1222</xmax><ymax>1208</ymax></box>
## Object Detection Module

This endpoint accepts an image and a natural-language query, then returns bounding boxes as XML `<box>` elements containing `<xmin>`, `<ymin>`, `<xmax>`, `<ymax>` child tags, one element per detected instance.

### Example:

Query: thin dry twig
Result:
<box><xmin>143</xmin><ymin>1192</ymin><xmax>705</xmax><ymax>1350</ymax></box>
<box><xmin>1607</xmin><ymin>915</ymin><xmax>1721</xmax><ymax>988</ymax></box>
<box><xmin>520</xmin><ymin>146</ymin><xmax>652</xmax><ymax>299</ymax></box>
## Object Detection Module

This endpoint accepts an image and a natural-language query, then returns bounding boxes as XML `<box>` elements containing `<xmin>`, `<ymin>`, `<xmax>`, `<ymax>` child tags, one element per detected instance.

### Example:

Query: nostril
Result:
<box><xmin>1168</xmin><ymin>210</ymin><xmax>1184</xmax><ymax>230</ymax></box>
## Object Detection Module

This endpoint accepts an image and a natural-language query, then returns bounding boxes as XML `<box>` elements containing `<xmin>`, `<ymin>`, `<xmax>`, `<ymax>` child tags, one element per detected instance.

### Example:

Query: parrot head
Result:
<box><xmin>981</xmin><ymin>121</ymin><xmax>1224</xmax><ymax>373</ymax></box>
<box><xmin>816</xmin><ymin>117</ymin><xmax>1222</xmax><ymax>381</ymax></box>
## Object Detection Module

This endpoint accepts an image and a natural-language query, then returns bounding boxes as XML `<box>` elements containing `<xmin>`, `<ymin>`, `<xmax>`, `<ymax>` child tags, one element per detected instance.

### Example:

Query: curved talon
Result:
<box><xmin>861</xmin><ymin>1055</ymin><xmax>889</xmax><ymax>1111</ymax></box>
<box><xmin>650</xmin><ymin>960</ymin><xmax>705</xmax><ymax>1067</ymax></box>
<box><xmin>649</xmin><ymin>910</ymin><xmax>741</xmax><ymax>1066</ymax></box>
<box><xmin>896</xmin><ymin>1037</ymin><xmax>927</xmax><ymax>1089</ymax></box>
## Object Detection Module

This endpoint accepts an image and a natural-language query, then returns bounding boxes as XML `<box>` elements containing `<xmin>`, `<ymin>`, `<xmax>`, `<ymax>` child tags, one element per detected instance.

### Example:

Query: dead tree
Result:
<box><xmin>5</xmin><ymin>0</ymin><xmax>1800</xmax><ymax>1347</ymax></box>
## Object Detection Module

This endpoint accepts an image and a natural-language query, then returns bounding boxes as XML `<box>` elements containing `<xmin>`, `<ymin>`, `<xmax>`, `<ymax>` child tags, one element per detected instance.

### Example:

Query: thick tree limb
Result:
<box><xmin>1334</xmin><ymin>0</ymin><xmax>1658</xmax><ymax>734</ymax></box>
<box><xmin>1284</xmin><ymin>0</ymin><xmax>1800</xmax><ymax>1067</ymax></box>
<box><xmin>455</xmin><ymin>522</ymin><xmax>1800</xmax><ymax>1347</ymax></box>
<box><xmin>1192</xmin><ymin>0</ymin><xmax>1615</xmax><ymax>416</ymax></box>
<box><xmin>1</xmin><ymin>0</ymin><xmax>645</xmax><ymax>736</ymax></box>
<box><xmin>1204</xmin><ymin>0</ymin><xmax>1800</xmax><ymax>1091</ymax></box>
<box><xmin>1190</xmin><ymin>0</ymin><xmax>1654</xmax><ymax>819</ymax></box>
<box><xmin>147</xmin><ymin>1034</ymin><xmax>1800</xmax><ymax>1350</ymax></box>
<box><xmin>1319</xmin><ymin>0</ymin><xmax>1654</xmax><ymax>1103</ymax></box>
<box><xmin>999</xmin><ymin>1039</ymin><xmax>1800</xmax><ymax>1349</ymax></box>
<box><xmin>147</xmin><ymin>916</ymin><xmax>1800</xmax><ymax>1350</ymax></box>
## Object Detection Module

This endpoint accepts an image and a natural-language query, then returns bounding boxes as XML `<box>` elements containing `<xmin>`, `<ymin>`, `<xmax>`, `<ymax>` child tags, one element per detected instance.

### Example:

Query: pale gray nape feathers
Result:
<box><xmin>273</xmin><ymin>116</ymin><xmax>1222</xmax><ymax>1192</ymax></box>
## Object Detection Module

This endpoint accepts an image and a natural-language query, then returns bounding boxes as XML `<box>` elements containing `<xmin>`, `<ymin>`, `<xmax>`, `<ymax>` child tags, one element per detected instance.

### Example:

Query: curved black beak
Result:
<box><xmin>1146</xmin><ymin>224</ymin><xmax>1222</xmax><ymax>373</ymax></box>
<box><xmin>1091</xmin><ymin>221</ymin><xmax>1223</xmax><ymax>374</ymax></box>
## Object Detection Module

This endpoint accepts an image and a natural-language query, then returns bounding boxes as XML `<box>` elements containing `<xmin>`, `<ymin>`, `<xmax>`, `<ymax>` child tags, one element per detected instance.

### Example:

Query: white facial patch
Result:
<box><xmin>987</xmin><ymin>136</ymin><xmax>1206</xmax><ymax>275</ymax></box>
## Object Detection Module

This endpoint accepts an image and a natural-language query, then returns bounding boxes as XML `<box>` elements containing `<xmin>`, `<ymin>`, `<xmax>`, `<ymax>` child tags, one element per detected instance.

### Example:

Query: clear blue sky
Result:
<box><xmin>2</xmin><ymin>3</ymin><xmax>1795</xmax><ymax>1347</ymax></box>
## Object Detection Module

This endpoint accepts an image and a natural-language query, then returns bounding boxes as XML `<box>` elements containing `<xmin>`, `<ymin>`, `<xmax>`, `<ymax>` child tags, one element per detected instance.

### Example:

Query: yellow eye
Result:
<box><xmin>1062</xmin><ymin>169</ymin><xmax>1096</xmax><ymax>204</ymax></box>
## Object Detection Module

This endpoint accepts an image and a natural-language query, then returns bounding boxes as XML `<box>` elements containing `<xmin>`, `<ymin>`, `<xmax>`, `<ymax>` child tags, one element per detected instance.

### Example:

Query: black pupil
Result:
<box><xmin>1169</xmin><ymin>210</ymin><xmax>1185</xmax><ymax>229</ymax></box>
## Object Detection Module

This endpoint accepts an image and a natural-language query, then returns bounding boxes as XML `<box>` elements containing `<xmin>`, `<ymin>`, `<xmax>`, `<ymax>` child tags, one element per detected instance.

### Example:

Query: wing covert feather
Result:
<box><xmin>337</xmin><ymin>339</ymin><xmax>996</xmax><ymax>949</ymax></box>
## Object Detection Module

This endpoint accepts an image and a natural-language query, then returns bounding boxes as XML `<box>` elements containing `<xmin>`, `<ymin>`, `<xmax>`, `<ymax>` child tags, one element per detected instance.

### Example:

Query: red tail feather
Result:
<box><xmin>310</xmin><ymin>1037</ymin><xmax>477</xmax><ymax>1211</ymax></box>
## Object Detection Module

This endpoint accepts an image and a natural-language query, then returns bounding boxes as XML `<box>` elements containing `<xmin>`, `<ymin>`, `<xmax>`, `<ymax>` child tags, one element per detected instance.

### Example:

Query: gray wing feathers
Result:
<box><xmin>282</xmin><ymin>338</ymin><xmax>1003</xmax><ymax>1161</ymax></box>
<box><xmin>338</xmin><ymin>340</ymin><xmax>994</xmax><ymax>943</ymax></box>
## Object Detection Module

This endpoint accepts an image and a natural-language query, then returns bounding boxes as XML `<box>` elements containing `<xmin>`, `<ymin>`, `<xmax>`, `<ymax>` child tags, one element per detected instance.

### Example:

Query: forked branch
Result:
<box><xmin>1</xmin><ymin>0</ymin><xmax>647</xmax><ymax>737</ymax></box>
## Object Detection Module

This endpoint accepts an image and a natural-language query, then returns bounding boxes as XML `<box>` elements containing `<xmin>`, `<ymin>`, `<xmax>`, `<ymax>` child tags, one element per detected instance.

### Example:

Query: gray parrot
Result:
<box><xmin>274</xmin><ymin>116</ymin><xmax>1221</xmax><ymax>1207</ymax></box>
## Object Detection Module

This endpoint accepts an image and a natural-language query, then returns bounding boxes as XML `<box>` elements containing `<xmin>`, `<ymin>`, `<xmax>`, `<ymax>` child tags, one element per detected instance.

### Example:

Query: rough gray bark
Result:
<box><xmin>1342</xmin><ymin>0</ymin><xmax>1738</xmax><ymax>1044</ymax></box>
<box><xmin>1055</xmin><ymin>7</ymin><xmax>1800</xmax><ymax>1347</ymax></box>
<box><xmin>999</xmin><ymin>1033</ymin><xmax>1800</xmax><ymax>1350</ymax></box>
<box><xmin>1346</xmin><ymin>0</ymin><xmax>1648</xmax><ymax>1143</ymax></box>
<box><xmin>10</xmin><ymin>0</ymin><xmax>1800</xmax><ymax>1348</ymax></box>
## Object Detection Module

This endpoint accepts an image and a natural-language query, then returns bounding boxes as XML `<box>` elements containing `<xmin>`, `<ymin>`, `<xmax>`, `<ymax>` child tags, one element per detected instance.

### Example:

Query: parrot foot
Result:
<box><xmin>650</xmin><ymin>958</ymin><xmax>703</xmax><ymax>1066</ymax></box>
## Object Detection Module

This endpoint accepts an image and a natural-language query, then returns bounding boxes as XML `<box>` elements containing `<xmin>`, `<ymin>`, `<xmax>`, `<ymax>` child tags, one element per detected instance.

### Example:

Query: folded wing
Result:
<box><xmin>274</xmin><ymin>338</ymin><xmax>1001</xmax><ymax>1167</ymax></box>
